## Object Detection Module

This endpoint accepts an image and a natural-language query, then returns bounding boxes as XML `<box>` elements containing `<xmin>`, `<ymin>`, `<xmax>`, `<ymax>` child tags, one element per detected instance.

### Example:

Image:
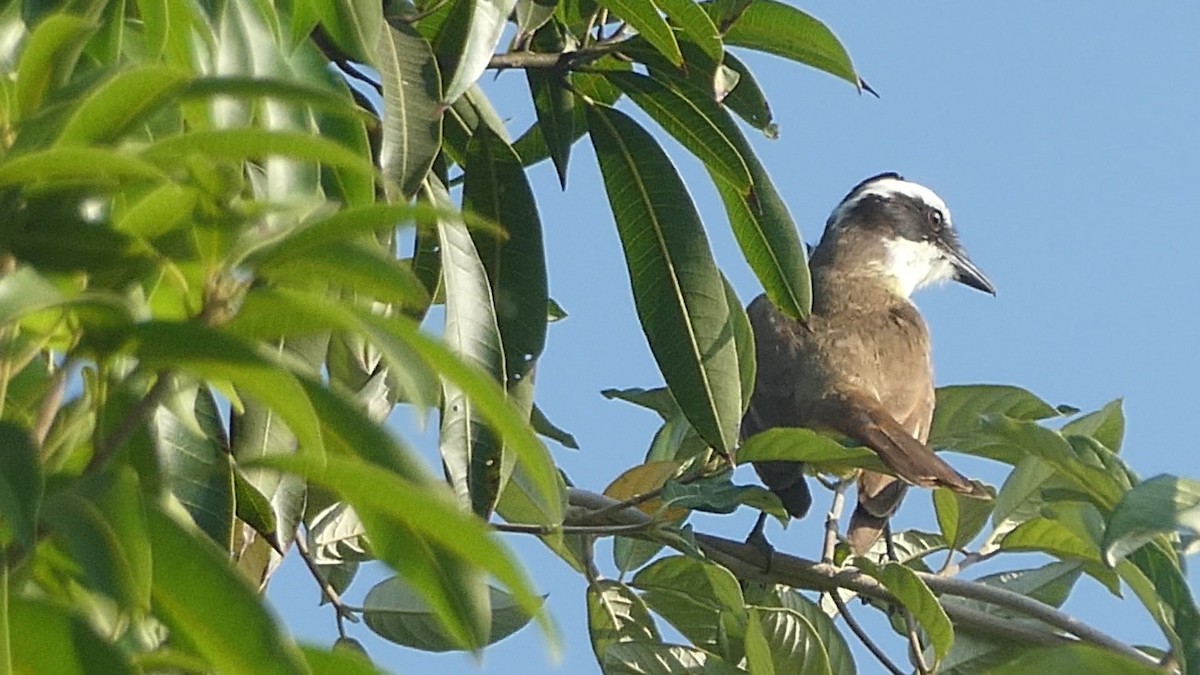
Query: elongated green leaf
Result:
<box><xmin>1122</xmin><ymin>543</ymin><xmax>1200</xmax><ymax>670</ymax></box>
<box><xmin>1103</xmin><ymin>474</ymin><xmax>1200</xmax><ymax>565</ymax></box>
<box><xmin>56</xmin><ymin>65</ymin><xmax>188</xmax><ymax>146</ymax></box>
<box><xmin>427</xmin><ymin>177</ymin><xmax>506</xmax><ymax>517</ymax></box>
<box><xmin>0</xmin><ymin>147</ymin><xmax>167</xmax><ymax>186</ymax></box>
<box><xmin>587</xmin><ymin>103</ymin><xmax>741</xmax><ymax>457</ymax></box>
<box><xmin>632</xmin><ymin>555</ymin><xmax>745</xmax><ymax>650</ymax></box>
<box><xmin>525</xmin><ymin>26</ymin><xmax>574</xmax><ymax>187</ymax></box>
<box><xmin>1001</xmin><ymin>512</ymin><xmax>1103</xmax><ymax>563</ymax></box>
<box><xmin>42</xmin><ymin>467</ymin><xmax>153</xmax><ymax>614</ymax></box>
<box><xmin>252</xmin><ymin>452</ymin><xmax>549</xmax><ymax>639</ymax></box>
<box><xmin>377</xmin><ymin>22</ymin><xmax>442</xmax><ymax>199</ymax></box>
<box><xmin>464</xmin><ymin>126</ymin><xmax>550</xmax><ymax>380</ymax></box>
<box><xmin>258</xmin><ymin>239</ymin><xmax>431</xmax><ymax>310</ymax></box>
<box><xmin>0</xmin><ymin>422</ymin><xmax>41</xmax><ymax>551</ymax></box>
<box><xmin>141</xmin><ymin>129</ymin><xmax>376</xmax><ymax>178</ymax></box>
<box><xmin>14</xmin><ymin>13</ymin><xmax>94</xmax><ymax>121</ymax></box>
<box><xmin>745</xmin><ymin>607</ymin><xmax>832</xmax><ymax>675</ymax></box>
<box><xmin>704</xmin><ymin>0</ymin><xmax>859</xmax><ymax>87</ymax></box>
<box><xmin>736</xmin><ymin>428</ymin><xmax>889</xmax><ymax>474</ymax></box>
<box><xmin>721</xmin><ymin>273</ymin><xmax>754</xmax><ymax>408</ymax></box>
<box><xmin>315</xmin><ymin>0</ymin><xmax>382</xmax><ymax>64</ymax></box>
<box><xmin>365</xmin><ymin>576</ymin><xmax>541</xmax><ymax>651</ymax></box>
<box><xmin>654</xmin><ymin>0</ymin><xmax>722</xmax><ymax>60</ymax></box>
<box><xmin>147</xmin><ymin>507</ymin><xmax>308</xmax><ymax>675</ymax></box>
<box><xmin>109</xmin><ymin>321</ymin><xmax>325</xmax><ymax>457</ymax></box>
<box><xmin>9</xmin><ymin>598</ymin><xmax>136</xmax><ymax>675</ymax></box>
<box><xmin>605</xmin><ymin>70</ymin><xmax>751</xmax><ymax>191</ymax></box>
<box><xmin>436</xmin><ymin>0</ymin><xmax>519</xmax><ymax>104</ymax></box>
<box><xmin>515</xmin><ymin>0</ymin><xmax>557</xmax><ymax>39</ymax></box>
<box><xmin>856</xmin><ymin>560</ymin><xmax>953</xmax><ymax>665</ymax></box>
<box><xmin>596</xmin><ymin>0</ymin><xmax>682</xmax><ymax>65</ymax></box>
<box><xmin>587</xmin><ymin>579</ymin><xmax>662</xmax><ymax>663</ymax></box>
<box><xmin>929</xmin><ymin>384</ymin><xmax>1060</xmax><ymax>448</ymax></box>
<box><xmin>153</xmin><ymin>387</ymin><xmax>235</xmax><ymax>548</ymax></box>
<box><xmin>721</xmin><ymin>52</ymin><xmax>775</xmax><ymax>134</ymax></box>
<box><xmin>245</xmin><ymin>203</ymin><xmax>431</xmax><ymax>267</ymax></box>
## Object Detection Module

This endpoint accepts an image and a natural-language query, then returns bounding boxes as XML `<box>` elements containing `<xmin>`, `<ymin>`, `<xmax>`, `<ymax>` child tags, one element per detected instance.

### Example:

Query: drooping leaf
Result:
<box><xmin>703</xmin><ymin>0</ymin><xmax>859</xmax><ymax>88</ymax></box>
<box><xmin>587</xmin><ymin>579</ymin><xmax>661</xmax><ymax>664</ymax></box>
<box><xmin>721</xmin><ymin>52</ymin><xmax>775</xmax><ymax>134</ymax></box>
<box><xmin>315</xmin><ymin>0</ymin><xmax>383</xmax><ymax>64</ymax></box>
<box><xmin>377</xmin><ymin>22</ymin><xmax>442</xmax><ymax>199</ymax></box>
<box><xmin>429</xmin><ymin>176</ymin><xmax>506</xmax><ymax>517</ymax></box>
<box><xmin>587</xmin><ymin>103</ymin><xmax>741</xmax><ymax>457</ymax></box>
<box><xmin>525</xmin><ymin>54</ymin><xmax>574</xmax><ymax>187</ymax></box>
<box><xmin>932</xmin><ymin>484</ymin><xmax>996</xmax><ymax>551</ymax></box>
<box><xmin>744</xmin><ymin>607</ymin><xmax>832</xmax><ymax>675</ymax></box>
<box><xmin>54</xmin><ymin>65</ymin><xmax>188</xmax><ymax>147</ymax></box>
<box><xmin>14</xmin><ymin>13</ymin><xmax>94</xmax><ymax>121</ymax></box>
<box><xmin>1103</xmin><ymin>474</ymin><xmax>1200</xmax><ymax>566</ymax></box>
<box><xmin>364</xmin><ymin>576</ymin><xmax>541</xmax><ymax>652</ymax></box>
<box><xmin>856</xmin><ymin>559</ymin><xmax>953</xmax><ymax>665</ymax></box>
<box><xmin>432</xmin><ymin>0</ymin><xmax>520</xmax><ymax>104</ymax></box>
<box><xmin>0</xmin><ymin>422</ymin><xmax>41</xmax><ymax>551</ymax></box>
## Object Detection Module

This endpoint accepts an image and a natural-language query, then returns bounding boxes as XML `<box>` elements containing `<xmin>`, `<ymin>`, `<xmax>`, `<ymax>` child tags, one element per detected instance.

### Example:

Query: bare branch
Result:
<box><xmin>830</xmin><ymin>591</ymin><xmax>906</xmax><ymax>675</ymax></box>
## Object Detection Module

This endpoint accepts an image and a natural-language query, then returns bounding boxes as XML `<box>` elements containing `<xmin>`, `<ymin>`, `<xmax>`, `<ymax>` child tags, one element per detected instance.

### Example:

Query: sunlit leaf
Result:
<box><xmin>595</xmin><ymin>0</ymin><xmax>681</xmax><ymax>65</ymax></box>
<box><xmin>1103</xmin><ymin>474</ymin><xmax>1200</xmax><ymax>566</ymax></box>
<box><xmin>587</xmin><ymin>579</ymin><xmax>661</xmax><ymax>663</ymax></box>
<box><xmin>856</xmin><ymin>559</ymin><xmax>953</xmax><ymax>665</ymax></box>
<box><xmin>377</xmin><ymin>22</ymin><xmax>442</xmax><ymax>199</ymax></box>
<box><xmin>744</xmin><ymin>606</ymin><xmax>832</xmax><ymax>675</ymax></box>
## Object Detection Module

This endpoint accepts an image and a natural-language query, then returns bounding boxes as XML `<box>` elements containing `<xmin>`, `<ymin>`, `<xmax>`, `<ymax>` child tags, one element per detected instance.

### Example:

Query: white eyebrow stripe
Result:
<box><xmin>830</xmin><ymin>177</ymin><xmax>952</xmax><ymax>226</ymax></box>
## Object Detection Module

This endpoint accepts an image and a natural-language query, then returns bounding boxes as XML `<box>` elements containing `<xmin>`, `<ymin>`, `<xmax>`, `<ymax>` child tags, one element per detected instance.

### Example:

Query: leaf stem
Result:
<box><xmin>829</xmin><ymin>590</ymin><xmax>905</xmax><ymax>675</ymax></box>
<box><xmin>294</xmin><ymin>536</ymin><xmax>357</xmax><ymax>638</ymax></box>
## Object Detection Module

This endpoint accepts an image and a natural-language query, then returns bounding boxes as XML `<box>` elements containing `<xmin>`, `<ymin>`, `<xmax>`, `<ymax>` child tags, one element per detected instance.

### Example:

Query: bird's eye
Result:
<box><xmin>928</xmin><ymin>209</ymin><xmax>945</xmax><ymax>227</ymax></box>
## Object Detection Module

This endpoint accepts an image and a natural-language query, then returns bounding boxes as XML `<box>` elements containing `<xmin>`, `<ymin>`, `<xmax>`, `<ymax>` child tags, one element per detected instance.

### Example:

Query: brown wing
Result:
<box><xmin>741</xmin><ymin>295</ymin><xmax>813</xmax><ymax>519</ymax></box>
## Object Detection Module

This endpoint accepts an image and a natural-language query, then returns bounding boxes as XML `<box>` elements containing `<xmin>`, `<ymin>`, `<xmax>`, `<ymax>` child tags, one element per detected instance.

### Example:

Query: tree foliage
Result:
<box><xmin>0</xmin><ymin>1</ymin><xmax>1195</xmax><ymax>673</ymax></box>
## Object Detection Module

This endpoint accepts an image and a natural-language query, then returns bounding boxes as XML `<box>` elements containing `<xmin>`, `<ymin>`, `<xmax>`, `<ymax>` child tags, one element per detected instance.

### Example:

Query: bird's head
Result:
<box><xmin>815</xmin><ymin>172</ymin><xmax>996</xmax><ymax>298</ymax></box>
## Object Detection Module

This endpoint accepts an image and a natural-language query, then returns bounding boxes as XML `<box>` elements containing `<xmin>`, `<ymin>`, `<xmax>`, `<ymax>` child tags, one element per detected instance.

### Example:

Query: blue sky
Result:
<box><xmin>269</xmin><ymin>3</ymin><xmax>1200</xmax><ymax>672</ymax></box>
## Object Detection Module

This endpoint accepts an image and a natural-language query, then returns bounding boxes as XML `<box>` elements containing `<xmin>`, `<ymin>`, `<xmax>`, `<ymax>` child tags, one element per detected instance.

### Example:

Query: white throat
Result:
<box><xmin>877</xmin><ymin>239</ymin><xmax>955</xmax><ymax>298</ymax></box>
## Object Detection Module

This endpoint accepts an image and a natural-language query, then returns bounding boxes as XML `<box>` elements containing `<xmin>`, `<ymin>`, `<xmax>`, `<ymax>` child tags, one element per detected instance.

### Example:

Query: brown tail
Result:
<box><xmin>848</xmin><ymin>473</ymin><xmax>907</xmax><ymax>554</ymax></box>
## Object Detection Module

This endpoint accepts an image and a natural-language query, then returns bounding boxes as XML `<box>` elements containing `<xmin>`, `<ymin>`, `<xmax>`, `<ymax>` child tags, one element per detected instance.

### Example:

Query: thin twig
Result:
<box><xmin>32</xmin><ymin>360</ymin><xmax>69</xmax><ymax>448</ymax></box>
<box><xmin>492</xmin><ymin>521</ymin><xmax>649</xmax><ymax>536</ymax></box>
<box><xmin>88</xmin><ymin>372</ymin><xmax>174</xmax><ymax>474</ymax></box>
<box><xmin>295</xmin><ymin>536</ymin><xmax>356</xmax><ymax>638</ymax></box>
<box><xmin>830</xmin><ymin>591</ymin><xmax>905</xmax><ymax>675</ymax></box>
<box><xmin>822</xmin><ymin>480</ymin><xmax>850</xmax><ymax>564</ymax></box>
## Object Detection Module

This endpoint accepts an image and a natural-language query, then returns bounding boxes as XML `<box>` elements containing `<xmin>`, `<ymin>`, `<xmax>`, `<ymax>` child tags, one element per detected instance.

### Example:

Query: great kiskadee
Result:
<box><xmin>741</xmin><ymin>172</ymin><xmax>994</xmax><ymax>555</ymax></box>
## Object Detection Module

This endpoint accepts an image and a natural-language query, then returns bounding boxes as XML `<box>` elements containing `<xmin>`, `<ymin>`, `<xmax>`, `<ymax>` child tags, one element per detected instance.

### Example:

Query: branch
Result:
<box><xmin>294</xmin><ymin>536</ymin><xmax>357</xmax><ymax>637</ymax></box>
<box><xmin>487</xmin><ymin>39</ymin><xmax>625</xmax><ymax>72</ymax></box>
<box><xmin>830</xmin><ymin>591</ymin><xmax>906</xmax><ymax>675</ymax></box>
<box><xmin>566</xmin><ymin>488</ymin><xmax>1160</xmax><ymax>668</ymax></box>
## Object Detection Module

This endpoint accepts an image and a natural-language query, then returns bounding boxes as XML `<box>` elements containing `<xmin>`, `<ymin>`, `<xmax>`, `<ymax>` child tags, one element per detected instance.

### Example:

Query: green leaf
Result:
<box><xmin>722</xmin><ymin>272</ymin><xmax>755</xmax><ymax>410</ymax></box>
<box><xmin>929</xmin><ymin>384</ymin><xmax>1060</xmax><ymax>449</ymax></box>
<box><xmin>14</xmin><ymin>13</ymin><xmax>94</xmax><ymax>121</ymax></box>
<box><xmin>258</xmin><ymin>239</ymin><xmax>431</xmax><ymax>310</ymax></box>
<box><xmin>463</xmin><ymin>126</ymin><xmax>550</xmax><ymax>381</ymax></box>
<box><xmin>991</xmin><ymin>456</ymin><xmax>1055</xmax><ymax>536</ymax></box>
<box><xmin>531</xmin><ymin>404</ymin><xmax>578</xmax><ymax>449</ymax></box>
<box><xmin>653</xmin><ymin>0</ymin><xmax>722</xmax><ymax>60</ymax></box>
<box><xmin>587</xmin><ymin>579</ymin><xmax>662</xmax><ymax>663</ymax></box>
<box><xmin>602</xmin><ymin>642</ymin><xmax>743</xmax><ymax>675</ymax></box>
<box><xmin>377</xmin><ymin>22</ymin><xmax>442</xmax><ymax>199</ymax></box>
<box><xmin>252</xmin><ymin>452</ymin><xmax>550</xmax><ymax>645</ymax></box>
<box><xmin>932</xmin><ymin>484</ymin><xmax>996</xmax><ymax>551</ymax></box>
<box><xmin>0</xmin><ymin>147</ymin><xmax>167</xmax><ymax>187</ymax></box>
<box><xmin>515</xmin><ymin>0</ymin><xmax>558</xmax><ymax>39</ymax></box>
<box><xmin>736</xmin><ymin>428</ymin><xmax>890</xmax><ymax>474</ymax></box>
<box><xmin>141</xmin><ymin>129</ymin><xmax>376</xmax><ymax>178</ymax></box>
<box><xmin>632</xmin><ymin>555</ymin><xmax>745</xmax><ymax>650</ymax></box>
<box><xmin>856</xmin><ymin>560</ymin><xmax>953</xmax><ymax>665</ymax></box>
<box><xmin>766</xmin><ymin>590</ymin><xmax>856</xmax><ymax>675</ymax></box>
<box><xmin>596</xmin><ymin>0</ymin><xmax>682</xmax><ymax>65</ymax></box>
<box><xmin>989</xmin><ymin>644</ymin><xmax>1161</xmax><ymax>675</ymax></box>
<box><xmin>147</xmin><ymin>506</ymin><xmax>308</xmax><ymax>675</ymax></box>
<box><xmin>745</xmin><ymin>607</ymin><xmax>832</xmax><ymax>675</ymax></box>
<box><xmin>428</xmin><ymin>176</ymin><xmax>506</xmax><ymax>517</ymax></box>
<box><xmin>613</xmin><ymin>536</ymin><xmax>666</xmax><ymax>575</ymax></box>
<box><xmin>111</xmin><ymin>321</ymin><xmax>325</xmax><ymax>457</ymax></box>
<box><xmin>661</xmin><ymin>474</ymin><xmax>787</xmax><ymax>519</ymax></box>
<box><xmin>1103</xmin><ymin>474</ymin><xmax>1200</xmax><ymax>565</ymax></box>
<box><xmin>9</xmin><ymin>598</ymin><xmax>136</xmax><ymax>675</ymax></box>
<box><xmin>0</xmin><ymin>422</ymin><xmax>41</xmax><ymax>551</ymax></box>
<box><xmin>55</xmin><ymin>65</ymin><xmax>188</xmax><ymax>146</ymax></box>
<box><xmin>604</xmin><ymin>70</ymin><xmax>751</xmax><ymax>191</ymax></box>
<box><xmin>721</xmin><ymin>52</ymin><xmax>775</xmax><ymax>134</ymax></box>
<box><xmin>1061</xmin><ymin>399</ymin><xmax>1125</xmax><ymax>452</ymax></box>
<box><xmin>1121</xmin><ymin>543</ymin><xmax>1200</xmax><ymax>670</ymax></box>
<box><xmin>704</xmin><ymin>0</ymin><xmax>859</xmax><ymax>88</ymax></box>
<box><xmin>42</xmin><ymin>467</ymin><xmax>152</xmax><ymax>613</ymax></box>
<box><xmin>233</xmin><ymin>467</ymin><xmax>280</xmax><ymax>550</ymax></box>
<box><xmin>587</xmin><ymin>103</ymin><xmax>741</xmax><ymax>457</ymax></box>
<box><xmin>299</xmin><ymin>643</ymin><xmax>383</xmax><ymax>675</ymax></box>
<box><xmin>1001</xmin><ymin>506</ymin><xmax>1104</xmax><ymax>563</ymax></box>
<box><xmin>435</xmin><ymin>0</ymin><xmax>520</xmax><ymax>104</ymax></box>
<box><xmin>525</xmin><ymin>46</ymin><xmax>574</xmax><ymax>187</ymax></box>
<box><xmin>602</xmin><ymin>386</ymin><xmax>679</xmax><ymax>420</ymax></box>
<box><xmin>152</xmin><ymin>386</ymin><xmax>235</xmax><ymax>548</ymax></box>
<box><xmin>364</xmin><ymin>576</ymin><xmax>541</xmax><ymax>651</ymax></box>
<box><xmin>315</xmin><ymin>0</ymin><xmax>382</xmax><ymax>64</ymax></box>
<box><xmin>244</xmin><ymin>203</ymin><xmax>432</xmax><ymax>269</ymax></box>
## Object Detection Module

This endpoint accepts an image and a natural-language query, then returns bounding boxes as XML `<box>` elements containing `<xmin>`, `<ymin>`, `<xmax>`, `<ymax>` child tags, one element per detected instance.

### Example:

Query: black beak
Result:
<box><xmin>946</xmin><ymin>244</ymin><xmax>996</xmax><ymax>295</ymax></box>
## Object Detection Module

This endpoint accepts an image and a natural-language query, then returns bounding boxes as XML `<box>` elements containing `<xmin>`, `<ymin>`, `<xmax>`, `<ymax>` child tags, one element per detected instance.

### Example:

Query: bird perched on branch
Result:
<box><xmin>741</xmin><ymin>172</ymin><xmax>994</xmax><ymax>555</ymax></box>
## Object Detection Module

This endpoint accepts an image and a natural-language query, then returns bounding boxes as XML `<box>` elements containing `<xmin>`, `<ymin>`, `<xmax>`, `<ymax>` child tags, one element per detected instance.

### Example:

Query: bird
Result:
<box><xmin>740</xmin><ymin>172</ymin><xmax>995</xmax><ymax>556</ymax></box>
